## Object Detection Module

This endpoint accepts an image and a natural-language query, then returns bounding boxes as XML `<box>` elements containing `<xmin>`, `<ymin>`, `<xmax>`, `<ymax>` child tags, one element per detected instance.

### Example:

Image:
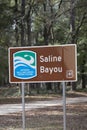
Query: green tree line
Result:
<box><xmin>0</xmin><ymin>0</ymin><xmax>87</xmax><ymax>91</ymax></box>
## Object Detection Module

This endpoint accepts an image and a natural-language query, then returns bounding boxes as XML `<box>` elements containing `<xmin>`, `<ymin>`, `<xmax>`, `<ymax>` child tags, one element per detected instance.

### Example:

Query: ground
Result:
<box><xmin>0</xmin><ymin>102</ymin><xmax>87</xmax><ymax>130</ymax></box>
<box><xmin>0</xmin><ymin>87</ymin><xmax>87</xmax><ymax>130</ymax></box>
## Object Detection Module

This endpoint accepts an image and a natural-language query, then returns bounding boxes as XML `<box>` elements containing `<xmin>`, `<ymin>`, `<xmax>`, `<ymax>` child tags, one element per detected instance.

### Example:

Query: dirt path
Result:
<box><xmin>0</xmin><ymin>97</ymin><xmax>87</xmax><ymax>115</ymax></box>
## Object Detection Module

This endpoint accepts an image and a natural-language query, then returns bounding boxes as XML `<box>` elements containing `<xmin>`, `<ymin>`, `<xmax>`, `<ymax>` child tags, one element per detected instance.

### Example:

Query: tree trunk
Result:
<box><xmin>82</xmin><ymin>73</ymin><xmax>86</xmax><ymax>89</ymax></box>
<box><xmin>81</xmin><ymin>51</ymin><xmax>86</xmax><ymax>89</ymax></box>
<box><xmin>21</xmin><ymin>0</ymin><xmax>25</xmax><ymax>46</ymax></box>
<box><xmin>43</xmin><ymin>2</ymin><xmax>49</xmax><ymax>45</ymax></box>
<box><xmin>27</xmin><ymin>12</ymin><xmax>31</xmax><ymax>46</ymax></box>
<box><xmin>70</xmin><ymin>0</ymin><xmax>76</xmax><ymax>44</ymax></box>
<box><xmin>70</xmin><ymin>0</ymin><xmax>77</xmax><ymax>91</ymax></box>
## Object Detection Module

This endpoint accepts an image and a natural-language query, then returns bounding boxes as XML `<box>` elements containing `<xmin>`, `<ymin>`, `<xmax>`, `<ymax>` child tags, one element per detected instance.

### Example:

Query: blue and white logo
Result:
<box><xmin>13</xmin><ymin>50</ymin><xmax>37</xmax><ymax>79</ymax></box>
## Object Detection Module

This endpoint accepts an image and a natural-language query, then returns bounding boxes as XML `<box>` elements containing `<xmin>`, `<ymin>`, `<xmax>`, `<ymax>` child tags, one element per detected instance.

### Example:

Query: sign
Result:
<box><xmin>9</xmin><ymin>44</ymin><xmax>77</xmax><ymax>83</ymax></box>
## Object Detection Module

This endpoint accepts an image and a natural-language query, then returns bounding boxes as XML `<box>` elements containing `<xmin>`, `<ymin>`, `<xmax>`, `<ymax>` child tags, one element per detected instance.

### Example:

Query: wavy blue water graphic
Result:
<box><xmin>14</xmin><ymin>56</ymin><xmax>37</xmax><ymax>79</ymax></box>
<box><xmin>14</xmin><ymin>56</ymin><xmax>35</xmax><ymax>69</ymax></box>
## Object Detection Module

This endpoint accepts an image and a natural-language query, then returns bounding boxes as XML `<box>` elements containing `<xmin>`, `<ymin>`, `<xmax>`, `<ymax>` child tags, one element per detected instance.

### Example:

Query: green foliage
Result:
<box><xmin>0</xmin><ymin>0</ymin><xmax>87</xmax><ymax>87</ymax></box>
<box><xmin>0</xmin><ymin>1</ymin><xmax>13</xmax><ymax>29</ymax></box>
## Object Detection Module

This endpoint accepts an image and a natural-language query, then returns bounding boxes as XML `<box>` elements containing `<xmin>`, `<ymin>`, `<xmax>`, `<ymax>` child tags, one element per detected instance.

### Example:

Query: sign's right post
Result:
<box><xmin>63</xmin><ymin>82</ymin><xmax>66</xmax><ymax>130</ymax></box>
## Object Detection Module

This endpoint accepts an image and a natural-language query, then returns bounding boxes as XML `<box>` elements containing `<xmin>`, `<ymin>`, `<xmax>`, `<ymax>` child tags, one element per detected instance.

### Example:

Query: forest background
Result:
<box><xmin>0</xmin><ymin>0</ymin><xmax>87</xmax><ymax>94</ymax></box>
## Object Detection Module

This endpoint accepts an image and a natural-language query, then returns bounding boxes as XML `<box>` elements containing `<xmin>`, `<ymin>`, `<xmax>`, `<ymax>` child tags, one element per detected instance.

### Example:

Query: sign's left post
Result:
<box><xmin>22</xmin><ymin>82</ymin><xmax>25</xmax><ymax>130</ymax></box>
<box><xmin>8</xmin><ymin>48</ymin><xmax>26</xmax><ymax>130</ymax></box>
